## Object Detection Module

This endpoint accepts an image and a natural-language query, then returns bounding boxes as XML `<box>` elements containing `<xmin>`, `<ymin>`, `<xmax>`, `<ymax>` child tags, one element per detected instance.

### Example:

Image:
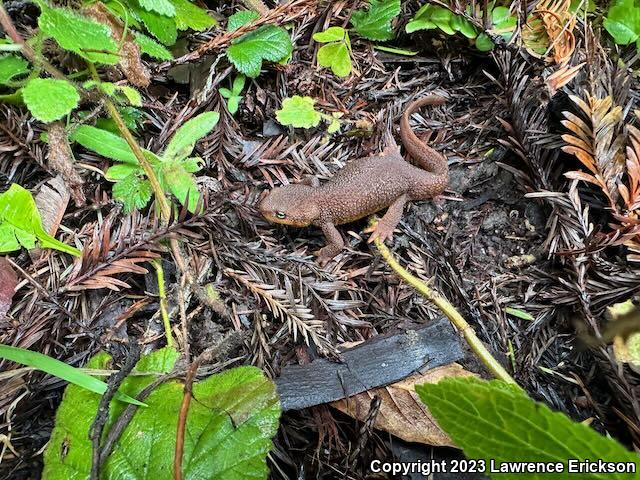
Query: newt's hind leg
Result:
<box><xmin>364</xmin><ymin>194</ymin><xmax>407</xmax><ymax>244</ymax></box>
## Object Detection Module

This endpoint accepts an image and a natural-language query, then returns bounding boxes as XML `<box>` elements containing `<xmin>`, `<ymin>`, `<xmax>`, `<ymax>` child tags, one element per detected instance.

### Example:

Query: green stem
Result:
<box><xmin>87</xmin><ymin>62</ymin><xmax>171</xmax><ymax>222</ymax></box>
<box><xmin>153</xmin><ymin>259</ymin><xmax>174</xmax><ymax>349</ymax></box>
<box><xmin>370</xmin><ymin>218</ymin><xmax>518</xmax><ymax>385</ymax></box>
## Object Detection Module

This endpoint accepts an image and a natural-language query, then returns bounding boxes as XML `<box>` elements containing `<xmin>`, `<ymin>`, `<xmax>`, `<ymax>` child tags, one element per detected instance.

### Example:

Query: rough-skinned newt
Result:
<box><xmin>258</xmin><ymin>95</ymin><xmax>449</xmax><ymax>264</ymax></box>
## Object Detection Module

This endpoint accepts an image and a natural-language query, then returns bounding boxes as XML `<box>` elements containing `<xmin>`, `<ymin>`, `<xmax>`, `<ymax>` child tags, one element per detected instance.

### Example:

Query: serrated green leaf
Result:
<box><xmin>0</xmin><ymin>183</ymin><xmax>81</xmax><ymax>256</ymax></box>
<box><xmin>227</xmin><ymin>10</ymin><xmax>260</xmax><ymax>31</ymax></box>
<box><xmin>138</xmin><ymin>0</ymin><xmax>175</xmax><ymax>17</ymax></box>
<box><xmin>72</xmin><ymin>125</ymin><xmax>139</xmax><ymax>164</ymax></box>
<box><xmin>22</xmin><ymin>78</ymin><xmax>79</xmax><ymax>123</ymax></box>
<box><xmin>604</xmin><ymin>0</ymin><xmax>640</xmax><ymax>45</ymax></box>
<box><xmin>317</xmin><ymin>42</ymin><xmax>352</xmax><ymax>77</ymax></box>
<box><xmin>276</xmin><ymin>95</ymin><xmax>322</xmax><ymax>129</ymax></box>
<box><xmin>113</xmin><ymin>173</ymin><xmax>153</xmax><ymax>212</ymax></box>
<box><xmin>37</xmin><ymin>2</ymin><xmax>119</xmax><ymax>64</ymax></box>
<box><xmin>117</xmin><ymin>85</ymin><xmax>142</xmax><ymax>106</ymax></box>
<box><xmin>135</xmin><ymin>7</ymin><xmax>178</xmax><ymax>45</ymax></box>
<box><xmin>313</xmin><ymin>26</ymin><xmax>347</xmax><ymax>43</ymax></box>
<box><xmin>170</xmin><ymin>0</ymin><xmax>216</xmax><ymax>31</ymax></box>
<box><xmin>0</xmin><ymin>54</ymin><xmax>29</xmax><ymax>85</ymax></box>
<box><xmin>417</xmin><ymin>377</ymin><xmax>640</xmax><ymax>479</ymax></box>
<box><xmin>351</xmin><ymin>0</ymin><xmax>400</xmax><ymax>41</ymax></box>
<box><xmin>0</xmin><ymin>345</ymin><xmax>143</xmax><ymax>406</ymax></box>
<box><xmin>134</xmin><ymin>31</ymin><xmax>173</xmax><ymax>60</ymax></box>
<box><xmin>159</xmin><ymin>160</ymin><xmax>200</xmax><ymax>212</ymax></box>
<box><xmin>227</xmin><ymin>25</ymin><xmax>293</xmax><ymax>77</ymax></box>
<box><xmin>105</xmin><ymin>163</ymin><xmax>142</xmax><ymax>181</ymax></box>
<box><xmin>163</xmin><ymin>111</ymin><xmax>220</xmax><ymax>161</ymax></box>
<box><xmin>43</xmin><ymin>349</ymin><xmax>280</xmax><ymax>480</ymax></box>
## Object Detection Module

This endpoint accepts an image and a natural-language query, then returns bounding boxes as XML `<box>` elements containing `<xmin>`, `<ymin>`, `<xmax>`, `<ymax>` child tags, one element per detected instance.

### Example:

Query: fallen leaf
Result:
<box><xmin>331</xmin><ymin>363</ymin><xmax>476</xmax><ymax>447</ymax></box>
<box><xmin>0</xmin><ymin>257</ymin><xmax>18</xmax><ymax>319</ymax></box>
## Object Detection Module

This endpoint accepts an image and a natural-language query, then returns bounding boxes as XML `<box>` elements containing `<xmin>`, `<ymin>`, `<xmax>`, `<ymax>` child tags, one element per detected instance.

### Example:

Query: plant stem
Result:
<box><xmin>87</xmin><ymin>62</ymin><xmax>171</xmax><ymax>222</ymax></box>
<box><xmin>153</xmin><ymin>259</ymin><xmax>174</xmax><ymax>349</ymax></box>
<box><xmin>0</xmin><ymin>3</ymin><xmax>67</xmax><ymax>80</ymax></box>
<box><xmin>370</xmin><ymin>219</ymin><xmax>518</xmax><ymax>385</ymax></box>
<box><xmin>242</xmin><ymin>0</ymin><xmax>269</xmax><ymax>15</ymax></box>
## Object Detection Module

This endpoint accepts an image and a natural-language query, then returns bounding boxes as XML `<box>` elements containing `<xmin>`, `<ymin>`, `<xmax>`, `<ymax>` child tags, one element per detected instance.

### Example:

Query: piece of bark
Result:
<box><xmin>29</xmin><ymin>175</ymin><xmax>70</xmax><ymax>261</ymax></box>
<box><xmin>276</xmin><ymin>317</ymin><xmax>464</xmax><ymax>411</ymax></box>
<box><xmin>332</xmin><ymin>363</ymin><xmax>476</xmax><ymax>448</ymax></box>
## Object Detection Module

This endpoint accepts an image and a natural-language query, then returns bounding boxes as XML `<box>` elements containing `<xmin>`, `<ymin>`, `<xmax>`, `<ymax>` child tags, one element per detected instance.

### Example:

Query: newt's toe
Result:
<box><xmin>366</xmin><ymin>222</ymin><xmax>395</xmax><ymax>244</ymax></box>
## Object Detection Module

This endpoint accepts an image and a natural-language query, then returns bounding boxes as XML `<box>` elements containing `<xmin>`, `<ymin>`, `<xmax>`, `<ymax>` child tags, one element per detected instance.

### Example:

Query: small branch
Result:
<box><xmin>242</xmin><ymin>0</ymin><xmax>269</xmax><ymax>15</ymax></box>
<box><xmin>89</xmin><ymin>344</ymin><xmax>140</xmax><ymax>479</ymax></box>
<box><xmin>369</xmin><ymin>218</ymin><xmax>518</xmax><ymax>385</ymax></box>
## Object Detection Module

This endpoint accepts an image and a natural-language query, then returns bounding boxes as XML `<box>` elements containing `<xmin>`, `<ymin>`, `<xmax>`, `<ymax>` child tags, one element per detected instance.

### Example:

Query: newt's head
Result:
<box><xmin>258</xmin><ymin>185</ymin><xmax>319</xmax><ymax>227</ymax></box>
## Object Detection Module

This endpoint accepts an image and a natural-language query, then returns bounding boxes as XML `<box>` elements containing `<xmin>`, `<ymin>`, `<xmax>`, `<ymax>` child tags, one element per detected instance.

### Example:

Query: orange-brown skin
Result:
<box><xmin>259</xmin><ymin>95</ymin><xmax>449</xmax><ymax>264</ymax></box>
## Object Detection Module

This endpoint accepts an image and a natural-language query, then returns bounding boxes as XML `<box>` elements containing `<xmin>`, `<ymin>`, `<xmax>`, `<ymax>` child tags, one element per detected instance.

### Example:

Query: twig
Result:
<box><xmin>369</xmin><ymin>218</ymin><xmax>518</xmax><ymax>385</ymax></box>
<box><xmin>174</xmin><ymin>332</ymin><xmax>245</xmax><ymax>480</ymax></box>
<box><xmin>98</xmin><ymin>371</ymin><xmax>183</xmax><ymax>467</ymax></box>
<box><xmin>242</xmin><ymin>0</ymin><xmax>269</xmax><ymax>15</ymax></box>
<box><xmin>89</xmin><ymin>344</ymin><xmax>140</xmax><ymax>479</ymax></box>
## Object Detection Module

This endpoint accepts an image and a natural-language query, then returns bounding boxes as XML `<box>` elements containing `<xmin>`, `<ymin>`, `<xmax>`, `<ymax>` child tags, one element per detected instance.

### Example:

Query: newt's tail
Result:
<box><xmin>400</xmin><ymin>95</ymin><xmax>448</xmax><ymax>177</ymax></box>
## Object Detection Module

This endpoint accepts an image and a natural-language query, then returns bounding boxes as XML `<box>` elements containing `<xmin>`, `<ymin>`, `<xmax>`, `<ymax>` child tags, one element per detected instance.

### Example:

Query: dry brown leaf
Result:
<box><xmin>522</xmin><ymin>0</ymin><xmax>576</xmax><ymax>64</ymax></box>
<box><xmin>29</xmin><ymin>175</ymin><xmax>71</xmax><ymax>261</ymax></box>
<box><xmin>331</xmin><ymin>363</ymin><xmax>476</xmax><ymax>448</ymax></box>
<box><xmin>84</xmin><ymin>3</ymin><xmax>151</xmax><ymax>87</ymax></box>
<box><xmin>545</xmin><ymin>62</ymin><xmax>585</xmax><ymax>94</ymax></box>
<box><xmin>0</xmin><ymin>257</ymin><xmax>17</xmax><ymax>319</ymax></box>
<box><xmin>47</xmin><ymin>122</ymin><xmax>85</xmax><ymax>206</ymax></box>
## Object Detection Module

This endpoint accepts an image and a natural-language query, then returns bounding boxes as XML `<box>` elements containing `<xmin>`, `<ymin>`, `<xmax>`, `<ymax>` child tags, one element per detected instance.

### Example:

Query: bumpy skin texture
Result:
<box><xmin>259</xmin><ymin>95</ymin><xmax>449</xmax><ymax>264</ymax></box>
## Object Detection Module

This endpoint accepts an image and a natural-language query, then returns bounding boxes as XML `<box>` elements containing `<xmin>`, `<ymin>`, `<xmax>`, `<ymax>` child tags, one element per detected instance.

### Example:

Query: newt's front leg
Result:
<box><xmin>365</xmin><ymin>194</ymin><xmax>407</xmax><ymax>244</ymax></box>
<box><xmin>317</xmin><ymin>222</ymin><xmax>344</xmax><ymax>265</ymax></box>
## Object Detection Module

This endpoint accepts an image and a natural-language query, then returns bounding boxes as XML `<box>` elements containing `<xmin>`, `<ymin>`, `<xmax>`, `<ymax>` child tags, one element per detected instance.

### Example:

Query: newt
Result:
<box><xmin>258</xmin><ymin>95</ymin><xmax>449</xmax><ymax>264</ymax></box>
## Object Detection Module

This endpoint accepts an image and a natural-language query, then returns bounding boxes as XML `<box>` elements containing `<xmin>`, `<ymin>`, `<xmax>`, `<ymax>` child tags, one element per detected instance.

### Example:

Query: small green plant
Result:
<box><xmin>406</xmin><ymin>3</ymin><xmax>516</xmax><ymax>52</ymax></box>
<box><xmin>225</xmin><ymin>10</ymin><xmax>293</xmax><ymax>78</ymax></box>
<box><xmin>72</xmin><ymin>112</ymin><xmax>220</xmax><ymax>213</ymax></box>
<box><xmin>604</xmin><ymin>0</ymin><xmax>640</xmax><ymax>49</ymax></box>
<box><xmin>42</xmin><ymin>347</ymin><xmax>281</xmax><ymax>480</ymax></box>
<box><xmin>0</xmin><ymin>184</ymin><xmax>81</xmax><ymax>256</ymax></box>
<box><xmin>0</xmin><ymin>344</ymin><xmax>142</xmax><ymax>405</ymax></box>
<box><xmin>351</xmin><ymin>0</ymin><xmax>401</xmax><ymax>41</ymax></box>
<box><xmin>418</xmin><ymin>377</ymin><xmax>640</xmax><ymax>478</ymax></box>
<box><xmin>313</xmin><ymin>27</ymin><xmax>353</xmax><ymax>78</ymax></box>
<box><xmin>219</xmin><ymin>74</ymin><xmax>246</xmax><ymax>114</ymax></box>
<box><xmin>276</xmin><ymin>95</ymin><xmax>342</xmax><ymax>133</ymax></box>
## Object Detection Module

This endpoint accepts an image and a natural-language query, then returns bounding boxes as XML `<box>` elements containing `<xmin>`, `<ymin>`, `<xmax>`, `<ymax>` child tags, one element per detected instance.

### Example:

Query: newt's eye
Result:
<box><xmin>276</xmin><ymin>212</ymin><xmax>286</xmax><ymax>219</ymax></box>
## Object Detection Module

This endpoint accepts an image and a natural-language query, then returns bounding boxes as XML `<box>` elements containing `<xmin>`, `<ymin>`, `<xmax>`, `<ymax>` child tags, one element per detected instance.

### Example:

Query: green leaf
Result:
<box><xmin>159</xmin><ymin>160</ymin><xmax>201</xmax><ymax>212</ymax></box>
<box><xmin>135</xmin><ymin>7</ymin><xmax>178</xmax><ymax>45</ymax></box>
<box><xmin>450</xmin><ymin>15</ymin><xmax>477</xmax><ymax>38</ymax></box>
<box><xmin>312</xmin><ymin>26</ymin><xmax>347</xmax><ymax>43</ymax></box>
<box><xmin>227</xmin><ymin>25</ymin><xmax>293</xmax><ymax>77</ymax></box>
<box><xmin>505</xmin><ymin>307</ymin><xmax>535</xmax><ymax>322</ymax></box>
<box><xmin>227</xmin><ymin>96</ymin><xmax>240</xmax><ymax>114</ymax></box>
<box><xmin>163</xmin><ymin>111</ymin><xmax>220</xmax><ymax>161</ymax></box>
<box><xmin>232</xmin><ymin>74</ymin><xmax>246</xmax><ymax>94</ymax></box>
<box><xmin>105</xmin><ymin>163</ymin><xmax>141</xmax><ymax>181</ymax></box>
<box><xmin>219</xmin><ymin>87</ymin><xmax>233</xmax><ymax>98</ymax></box>
<box><xmin>22</xmin><ymin>78</ymin><xmax>79</xmax><ymax>123</ymax></box>
<box><xmin>275</xmin><ymin>95</ymin><xmax>322</xmax><ymax>129</ymax></box>
<box><xmin>0</xmin><ymin>345</ymin><xmax>144</xmax><ymax>406</ymax></box>
<box><xmin>373</xmin><ymin>45</ymin><xmax>418</xmax><ymax>55</ymax></box>
<box><xmin>475</xmin><ymin>32</ymin><xmax>495</xmax><ymax>51</ymax></box>
<box><xmin>405</xmin><ymin>4</ymin><xmax>437</xmax><ymax>33</ymax></box>
<box><xmin>430</xmin><ymin>7</ymin><xmax>455</xmax><ymax>35</ymax></box>
<box><xmin>317</xmin><ymin>42</ymin><xmax>352</xmax><ymax>77</ymax></box>
<box><xmin>71</xmin><ymin>125</ymin><xmax>139</xmax><ymax>164</ymax></box>
<box><xmin>417</xmin><ymin>377</ymin><xmax>640</xmax><ymax>479</ymax></box>
<box><xmin>604</xmin><ymin>0</ymin><xmax>640</xmax><ymax>45</ymax></box>
<box><xmin>113</xmin><ymin>173</ymin><xmax>153</xmax><ymax>212</ymax></box>
<box><xmin>116</xmin><ymin>85</ymin><xmax>142</xmax><ymax>106</ymax></box>
<box><xmin>0</xmin><ymin>54</ymin><xmax>29</xmax><ymax>85</ymax></box>
<box><xmin>351</xmin><ymin>0</ymin><xmax>400</xmax><ymax>41</ymax></box>
<box><xmin>37</xmin><ymin>2</ymin><xmax>119</xmax><ymax>64</ymax></box>
<box><xmin>134</xmin><ymin>31</ymin><xmax>173</xmax><ymax>60</ymax></box>
<box><xmin>43</xmin><ymin>349</ymin><xmax>280</xmax><ymax>480</ymax></box>
<box><xmin>170</xmin><ymin>0</ymin><xmax>216</xmax><ymax>31</ymax></box>
<box><xmin>227</xmin><ymin>10</ymin><xmax>260</xmax><ymax>31</ymax></box>
<box><xmin>0</xmin><ymin>183</ymin><xmax>81</xmax><ymax>256</ymax></box>
<box><xmin>138</xmin><ymin>0</ymin><xmax>175</xmax><ymax>17</ymax></box>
